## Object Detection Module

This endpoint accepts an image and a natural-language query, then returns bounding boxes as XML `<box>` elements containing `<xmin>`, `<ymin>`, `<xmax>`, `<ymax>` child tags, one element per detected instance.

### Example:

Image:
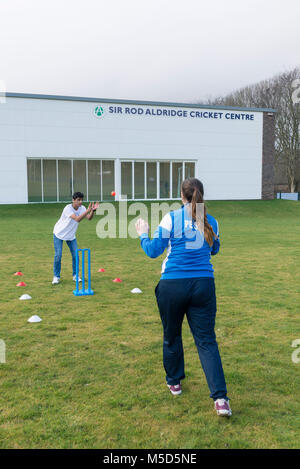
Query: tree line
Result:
<box><xmin>204</xmin><ymin>67</ymin><xmax>300</xmax><ymax>192</ymax></box>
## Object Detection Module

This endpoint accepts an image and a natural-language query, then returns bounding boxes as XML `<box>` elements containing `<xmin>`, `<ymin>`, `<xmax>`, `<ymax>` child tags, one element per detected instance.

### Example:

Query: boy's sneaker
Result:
<box><xmin>73</xmin><ymin>275</ymin><xmax>82</xmax><ymax>282</ymax></box>
<box><xmin>167</xmin><ymin>383</ymin><xmax>182</xmax><ymax>395</ymax></box>
<box><xmin>214</xmin><ymin>398</ymin><xmax>232</xmax><ymax>417</ymax></box>
<box><xmin>52</xmin><ymin>276</ymin><xmax>60</xmax><ymax>285</ymax></box>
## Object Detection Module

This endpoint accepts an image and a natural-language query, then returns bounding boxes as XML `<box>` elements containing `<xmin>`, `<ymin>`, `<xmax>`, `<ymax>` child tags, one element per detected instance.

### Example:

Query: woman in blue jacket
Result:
<box><xmin>135</xmin><ymin>177</ymin><xmax>231</xmax><ymax>417</ymax></box>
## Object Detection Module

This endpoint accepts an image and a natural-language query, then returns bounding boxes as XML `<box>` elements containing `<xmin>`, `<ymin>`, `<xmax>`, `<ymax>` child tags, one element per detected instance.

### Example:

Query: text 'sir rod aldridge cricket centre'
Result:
<box><xmin>0</xmin><ymin>93</ymin><xmax>276</xmax><ymax>205</ymax></box>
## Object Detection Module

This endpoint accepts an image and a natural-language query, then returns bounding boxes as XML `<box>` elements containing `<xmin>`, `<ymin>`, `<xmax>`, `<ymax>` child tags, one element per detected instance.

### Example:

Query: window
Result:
<box><xmin>43</xmin><ymin>160</ymin><xmax>57</xmax><ymax>202</ymax></box>
<box><xmin>134</xmin><ymin>162</ymin><xmax>145</xmax><ymax>199</ymax></box>
<box><xmin>185</xmin><ymin>162</ymin><xmax>195</xmax><ymax>179</ymax></box>
<box><xmin>119</xmin><ymin>159</ymin><xmax>196</xmax><ymax>200</ymax></box>
<box><xmin>172</xmin><ymin>162</ymin><xmax>183</xmax><ymax>198</ymax></box>
<box><xmin>121</xmin><ymin>162</ymin><xmax>132</xmax><ymax>199</ymax></box>
<box><xmin>58</xmin><ymin>160</ymin><xmax>72</xmax><ymax>201</ymax></box>
<box><xmin>27</xmin><ymin>158</ymin><xmax>194</xmax><ymax>202</ymax></box>
<box><xmin>146</xmin><ymin>162</ymin><xmax>157</xmax><ymax>199</ymax></box>
<box><xmin>102</xmin><ymin>160</ymin><xmax>115</xmax><ymax>201</ymax></box>
<box><xmin>27</xmin><ymin>159</ymin><xmax>42</xmax><ymax>202</ymax></box>
<box><xmin>73</xmin><ymin>160</ymin><xmax>87</xmax><ymax>200</ymax></box>
<box><xmin>88</xmin><ymin>160</ymin><xmax>101</xmax><ymax>201</ymax></box>
<box><xmin>159</xmin><ymin>162</ymin><xmax>170</xmax><ymax>199</ymax></box>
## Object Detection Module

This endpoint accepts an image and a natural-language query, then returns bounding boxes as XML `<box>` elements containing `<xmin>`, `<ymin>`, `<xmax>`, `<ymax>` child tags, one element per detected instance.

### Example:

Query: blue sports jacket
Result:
<box><xmin>139</xmin><ymin>205</ymin><xmax>220</xmax><ymax>279</ymax></box>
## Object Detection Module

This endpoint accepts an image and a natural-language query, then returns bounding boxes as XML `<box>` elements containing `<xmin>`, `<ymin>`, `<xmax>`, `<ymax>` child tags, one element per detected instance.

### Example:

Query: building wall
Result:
<box><xmin>0</xmin><ymin>96</ymin><xmax>268</xmax><ymax>203</ymax></box>
<box><xmin>261</xmin><ymin>112</ymin><xmax>275</xmax><ymax>199</ymax></box>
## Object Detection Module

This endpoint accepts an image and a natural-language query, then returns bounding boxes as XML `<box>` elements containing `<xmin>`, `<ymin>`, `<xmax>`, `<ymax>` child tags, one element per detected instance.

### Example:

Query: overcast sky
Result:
<box><xmin>1</xmin><ymin>0</ymin><xmax>299</xmax><ymax>103</ymax></box>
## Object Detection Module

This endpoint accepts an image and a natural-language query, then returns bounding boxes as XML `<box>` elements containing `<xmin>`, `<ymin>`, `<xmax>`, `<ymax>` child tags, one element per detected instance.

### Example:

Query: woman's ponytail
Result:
<box><xmin>182</xmin><ymin>178</ymin><xmax>217</xmax><ymax>247</ymax></box>
<box><xmin>191</xmin><ymin>186</ymin><xmax>203</xmax><ymax>227</ymax></box>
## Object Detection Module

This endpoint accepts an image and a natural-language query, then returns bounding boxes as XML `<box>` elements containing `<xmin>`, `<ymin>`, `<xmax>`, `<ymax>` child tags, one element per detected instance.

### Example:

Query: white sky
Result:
<box><xmin>1</xmin><ymin>0</ymin><xmax>299</xmax><ymax>103</ymax></box>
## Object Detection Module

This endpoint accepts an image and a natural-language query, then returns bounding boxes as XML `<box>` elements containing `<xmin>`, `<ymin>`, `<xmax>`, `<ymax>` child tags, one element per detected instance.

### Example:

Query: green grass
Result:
<box><xmin>0</xmin><ymin>200</ymin><xmax>300</xmax><ymax>449</ymax></box>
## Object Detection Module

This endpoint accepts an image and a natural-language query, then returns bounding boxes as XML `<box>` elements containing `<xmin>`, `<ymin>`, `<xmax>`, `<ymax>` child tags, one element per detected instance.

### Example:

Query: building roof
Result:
<box><xmin>6</xmin><ymin>92</ymin><xmax>277</xmax><ymax>113</ymax></box>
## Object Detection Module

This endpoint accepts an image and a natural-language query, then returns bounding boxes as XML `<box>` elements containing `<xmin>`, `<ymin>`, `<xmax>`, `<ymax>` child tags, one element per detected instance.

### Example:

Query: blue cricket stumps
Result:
<box><xmin>73</xmin><ymin>248</ymin><xmax>94</xmax><ymax>296</ymax></box>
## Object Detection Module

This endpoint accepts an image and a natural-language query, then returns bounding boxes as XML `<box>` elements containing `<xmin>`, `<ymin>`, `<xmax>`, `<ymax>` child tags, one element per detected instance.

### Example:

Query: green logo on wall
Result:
<box><xmin>94</xmin><ymin>106</ymin><xmax>104</xmax><ymax>117</ymax></box>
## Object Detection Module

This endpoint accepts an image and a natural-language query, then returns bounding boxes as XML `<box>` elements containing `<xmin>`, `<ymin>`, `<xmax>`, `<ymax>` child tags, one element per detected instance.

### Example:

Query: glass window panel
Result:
<box><xmin>134</xmin><ymin>162</ymin><xmax>144</xmax><ymax>199</ymax></box>
<box><xmin>43</xmin><ymin>160</ymin><xmax>57</xmax><ymax>202</ymax></box>
<box><xmin>58</xmin><ymin>160</ymin><xmax>72</xmax><ymax>201</ymax></box>
<box><xmin>73</xmin><ymin>160</ymin><xmax>87</xmax><ymax>200</ymax></box>
<box><xmin>185</xmin><ymin>162</ymin><xmax>195</xmax><ymax>179</ymax></box>
<box><xmin>88</xmin><ymin>160</ymin><xmax>101</xmax><ymax>201</ymax></box>
<box><xmin>172</xmin><ymin>162</ymin><xmax>183</xmax><ymax>198</ymax></box>
<box><xmin>102</xmin><ymin>160</ymin><xmax>115</xmax><ymax>201</ymax></box>
<box><xmin>159</xmin><ymin>162</ymin><xmax>170</xmax><ymax>199</ymax></box>
<box><xmin>27</xmin><ymin>159</ymin><xmax>42</xmax><ymax>202</ymax></box>
<box><xmin>146</xmin><ymin>162</ymin><xmax>157</xmax><ymax>199</ymax></box>
<box><xmin>121</xmin><ymin>162</ymin><xmax>132</xmax><ymax>199</ymax></box>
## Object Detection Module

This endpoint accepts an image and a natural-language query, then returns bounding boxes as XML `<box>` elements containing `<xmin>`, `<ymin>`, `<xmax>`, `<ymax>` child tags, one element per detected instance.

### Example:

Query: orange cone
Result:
<box><xmin>17</xmin><ymin>282</ymin><xmax>27</xmax><ymax>287</ymax></box>
<box><xmin>113</xmin><ymin>278</ymin><xmax>122</xmax><ymax>283</ymax></box>
<box><xmin>14</xmin><ymin>272</ymin><xmax>23</xmax><ymax>276</ymax></box>
<box><xmin>98</xmin><ymin>268</ymin><xmax>105</xmax><ymax>272</ymax></box>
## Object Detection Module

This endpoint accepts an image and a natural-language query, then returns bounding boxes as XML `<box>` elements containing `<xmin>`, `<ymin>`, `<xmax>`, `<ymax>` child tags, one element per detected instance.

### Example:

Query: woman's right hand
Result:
<box><xmin>135</xmin><ymin>218</ymin><xmax>149</xmax><ymax>236</ymax></box>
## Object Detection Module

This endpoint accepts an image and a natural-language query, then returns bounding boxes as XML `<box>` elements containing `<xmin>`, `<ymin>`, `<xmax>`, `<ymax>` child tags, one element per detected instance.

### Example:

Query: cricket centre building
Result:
<box><xmin>0</xmin><ymin>93</ymin><xmax>276</xmax><ymax>204</ymax></box>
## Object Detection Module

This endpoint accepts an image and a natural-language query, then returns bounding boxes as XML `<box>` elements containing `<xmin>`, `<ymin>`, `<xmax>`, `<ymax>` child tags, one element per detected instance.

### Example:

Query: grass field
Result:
<box><xmin>0</xmin><ymin>200</ymin><xmax>300</xmax><ymax>449</ymax></box>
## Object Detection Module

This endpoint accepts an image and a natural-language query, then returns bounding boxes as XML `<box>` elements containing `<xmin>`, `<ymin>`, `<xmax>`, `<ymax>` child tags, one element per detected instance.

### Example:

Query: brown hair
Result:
<box><xmin>181</xmin><ymin>178</ymin><xmax>217</xmax><ymax>247</ymax></box>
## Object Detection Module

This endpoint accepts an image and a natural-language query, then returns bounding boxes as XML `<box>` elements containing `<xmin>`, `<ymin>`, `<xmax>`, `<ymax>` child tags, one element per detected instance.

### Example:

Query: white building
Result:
<box><xmin>0</xmin><ymin>93</ymin><xmax>276</xmax><ymax>204</ymax></box>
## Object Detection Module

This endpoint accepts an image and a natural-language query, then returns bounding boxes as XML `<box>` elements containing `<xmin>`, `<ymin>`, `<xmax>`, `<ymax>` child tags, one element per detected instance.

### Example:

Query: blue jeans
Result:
<box><xmin>155</xmin><ymin>277</ymin><xmax>228</xmax><ymax>400</ymax></box>
<box><xmin>53</xmin><ymin>234</ymin><xmax>78</xmax><ymax>278</ymax></box>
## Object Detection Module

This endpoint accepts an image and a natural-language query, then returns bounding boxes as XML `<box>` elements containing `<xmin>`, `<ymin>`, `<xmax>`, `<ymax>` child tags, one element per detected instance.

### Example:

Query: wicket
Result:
<box><xmin>73</xmin><ymin>248</ymin><xmax>94</xmax><ymax>296</ymax></box>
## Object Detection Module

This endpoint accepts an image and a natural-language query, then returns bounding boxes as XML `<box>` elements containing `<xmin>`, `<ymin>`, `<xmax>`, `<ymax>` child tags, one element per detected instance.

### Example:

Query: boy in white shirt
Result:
<box><xmin>52</xmin><ymin>191</ymin><xmax>99</xmax><ymax>285</ymax></box>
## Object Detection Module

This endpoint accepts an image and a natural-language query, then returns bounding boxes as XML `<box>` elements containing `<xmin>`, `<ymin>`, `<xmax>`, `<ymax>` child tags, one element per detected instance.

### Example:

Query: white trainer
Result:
<box><xmin>52</xmin><ymin>276</ymin><xmax>60</xmax><ymax>285</ymax></box>
<box><xmin>214</xmin><ymin>398</ymin><xmax>232</xmax><ymax>417</ymax></box>
<box><xmin>73</xmin><ymin>275</ymin><xmax>82</xmax><ymax>282</ymax></box>
<box><xmin>167</xmin><ymin>383</ymin><xmax>182</xmax><ymax>395</ymax></box>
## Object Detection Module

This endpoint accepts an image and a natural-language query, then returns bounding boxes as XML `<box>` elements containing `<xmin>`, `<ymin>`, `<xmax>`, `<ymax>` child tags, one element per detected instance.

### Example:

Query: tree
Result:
<box><xmin>205</xmin><ymin>67</ymin><xmax>300</xmax><ymax>192</ymax></box>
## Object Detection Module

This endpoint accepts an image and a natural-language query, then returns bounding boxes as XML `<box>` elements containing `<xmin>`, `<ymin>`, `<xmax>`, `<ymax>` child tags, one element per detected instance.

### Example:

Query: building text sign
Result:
<box><xmin>94</xmin><ymin>105</ymin><xmax>255</xmax><ymax>121</ymax></box>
